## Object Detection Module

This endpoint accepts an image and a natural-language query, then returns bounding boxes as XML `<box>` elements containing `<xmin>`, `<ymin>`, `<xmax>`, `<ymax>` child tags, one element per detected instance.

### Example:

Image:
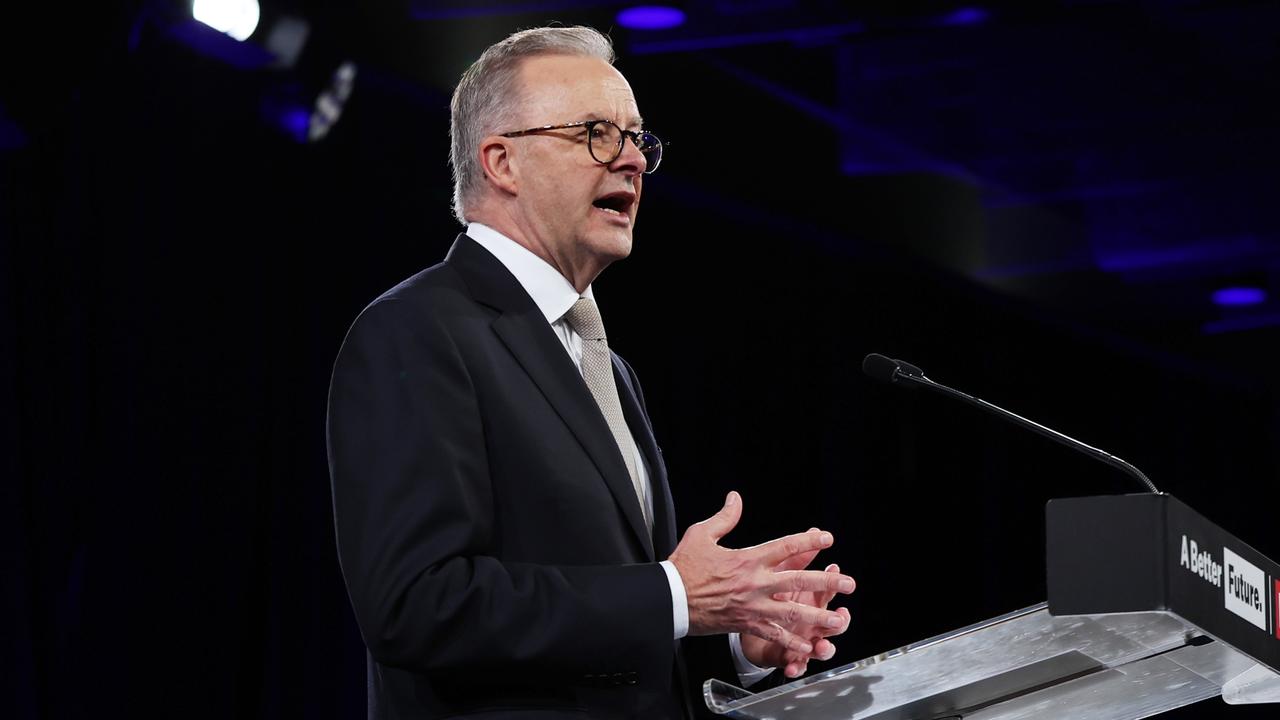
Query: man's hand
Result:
<box><xmin>668</xmin><ymin>491</ymin><xmax>855</xmax><ymax>660</ymax></box>
<box><xmin>740</xmin><ymin>557</ymin><xmax>851</xmax><ymax>678</ymax></box>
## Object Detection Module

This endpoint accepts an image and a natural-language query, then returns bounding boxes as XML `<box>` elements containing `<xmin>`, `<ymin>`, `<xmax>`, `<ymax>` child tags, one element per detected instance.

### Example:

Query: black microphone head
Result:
<box><xmin>862</xmin><ymin>353</ymin><xmax>900</xmax><ymax>383</ymax></box>
<box><xmin>897</xmin><ymin>360</ymin><xmax>924</xmax><ymax>378</ymax></box>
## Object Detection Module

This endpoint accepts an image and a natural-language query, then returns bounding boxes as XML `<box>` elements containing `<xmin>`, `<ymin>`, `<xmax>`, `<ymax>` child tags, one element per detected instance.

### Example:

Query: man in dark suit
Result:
<box><xmin>326</xmin><ymin>26</ymin><xmax>855</xmax><ymax>719</ymax></box>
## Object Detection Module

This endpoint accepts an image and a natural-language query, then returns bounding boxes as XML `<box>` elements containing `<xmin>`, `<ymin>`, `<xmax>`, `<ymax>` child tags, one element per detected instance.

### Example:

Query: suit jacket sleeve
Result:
<box><xmin>327</xmin><ymin>296</ymin><xmax>673</xmax><ymax>678</ymax></box>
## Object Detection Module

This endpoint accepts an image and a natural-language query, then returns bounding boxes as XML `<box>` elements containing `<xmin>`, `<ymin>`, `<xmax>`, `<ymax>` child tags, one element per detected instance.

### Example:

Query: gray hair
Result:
<box><xmin>449</xmin><ymin>26</ymin><xmax>616</xmax><ymax>224</ymax></box>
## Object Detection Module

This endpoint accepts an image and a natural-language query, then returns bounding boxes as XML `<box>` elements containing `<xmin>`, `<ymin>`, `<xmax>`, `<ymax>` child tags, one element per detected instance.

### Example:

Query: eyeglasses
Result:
<box><xmin>500</xmin><ymin>120</ymin><xmax>663</xmax><ymax>174</ymax></box>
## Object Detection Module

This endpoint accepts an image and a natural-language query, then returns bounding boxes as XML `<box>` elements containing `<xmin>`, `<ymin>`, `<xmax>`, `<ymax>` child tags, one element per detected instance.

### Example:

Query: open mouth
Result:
<box><xmin>592</xmin><ymin>191</ymin><xmax>635</xmax><ymax>217</ymax></box>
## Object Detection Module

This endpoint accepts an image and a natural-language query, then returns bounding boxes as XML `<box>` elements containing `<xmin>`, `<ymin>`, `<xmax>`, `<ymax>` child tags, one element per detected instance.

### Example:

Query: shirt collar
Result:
<box><xmin>466</xmin><ymin>222</ymin><xmax>593</xmax><ymax>325</ymax></box>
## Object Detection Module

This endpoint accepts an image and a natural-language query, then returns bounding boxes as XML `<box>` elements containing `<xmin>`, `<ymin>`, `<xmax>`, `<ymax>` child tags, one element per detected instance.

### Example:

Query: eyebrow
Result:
<box><xmin>583</xmin><ymin>113</ymin><xmax>645</xmax><ymax>130</ymax></box>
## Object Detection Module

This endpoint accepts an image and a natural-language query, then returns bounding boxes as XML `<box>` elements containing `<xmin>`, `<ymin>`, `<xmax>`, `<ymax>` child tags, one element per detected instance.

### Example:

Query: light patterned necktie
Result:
<box><xmin>562</xmin><ymin>297</ymin><xmax>652</xmax><ymax>532</ymax></box>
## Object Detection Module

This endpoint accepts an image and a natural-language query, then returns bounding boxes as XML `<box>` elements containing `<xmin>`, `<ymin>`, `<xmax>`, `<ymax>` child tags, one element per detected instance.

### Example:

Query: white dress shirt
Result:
<box><xmin>466</xmin><ymin>223</ymin><xmax>772</xmax><ymax>686</ymax></box>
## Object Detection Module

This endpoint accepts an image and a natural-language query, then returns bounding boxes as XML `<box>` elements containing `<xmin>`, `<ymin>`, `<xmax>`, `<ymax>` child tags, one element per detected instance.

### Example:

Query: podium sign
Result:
<box><xmin>1047</xmin><ymin>494</ymin><xmax>1280</xmax><ymax>675</ymax></box>
<box><xmin>705</xmin><ymin>494</ymin><xmax>1280</xmax><ymax>719</ymax></box>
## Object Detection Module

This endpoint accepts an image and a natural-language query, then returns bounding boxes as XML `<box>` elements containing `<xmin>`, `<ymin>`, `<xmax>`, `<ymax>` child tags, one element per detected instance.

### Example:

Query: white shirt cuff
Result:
<box><xmin>659</xmin><ymin>560</ymin><xmax>689</xmax><ymax>640</ymax></box>
<box><xmin>729</xmin><ymin>632</ymin><xmax>775</xmax><ymax>687</ymax></box>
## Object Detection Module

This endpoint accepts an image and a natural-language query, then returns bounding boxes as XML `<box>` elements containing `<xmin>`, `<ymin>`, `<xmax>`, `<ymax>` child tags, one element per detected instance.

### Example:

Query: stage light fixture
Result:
<box><xmin>305</xmin><ymin>60</ymin><xmax>357</xmax><ymax>142</ymax></box>
<box><xmin>192</xmin><ymin>0</ymin><xmax>261</xmax><ymax>42</ymax></box>
<box><xmin>141</xmin><ymin>1</ymin><xmax>356</xmax><ymax>143</ymax></box>
<box><xmin>259</xmin><ymin>54</ymin><xmax>358</xmax><ymax>144</ymax></box>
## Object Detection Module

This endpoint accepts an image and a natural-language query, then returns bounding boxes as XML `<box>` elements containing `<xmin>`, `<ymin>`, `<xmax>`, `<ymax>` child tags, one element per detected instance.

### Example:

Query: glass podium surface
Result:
<box><xmin>705</xmin><ymin>603</ymin><xmax>1280</xmax><ymax>720</ymax></box>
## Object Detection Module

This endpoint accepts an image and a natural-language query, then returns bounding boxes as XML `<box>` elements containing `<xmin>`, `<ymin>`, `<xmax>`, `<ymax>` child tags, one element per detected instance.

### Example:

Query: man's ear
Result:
<box><xmin>479</xmin><ymin>136</ymin><xmax>519</xmax><ymax>196</ymax></box>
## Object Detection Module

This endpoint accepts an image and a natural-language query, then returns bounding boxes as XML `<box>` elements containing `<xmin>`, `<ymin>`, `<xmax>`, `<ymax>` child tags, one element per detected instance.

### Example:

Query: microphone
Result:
<box><xmin>861</xmin><ymin>353</ymin><xmax>1159</xmax><ymax>494</ymax></box>
<box><xmin>862</xmin><ymin>353</ymin><xmax>923</xmax><ymax>384</ymax></box>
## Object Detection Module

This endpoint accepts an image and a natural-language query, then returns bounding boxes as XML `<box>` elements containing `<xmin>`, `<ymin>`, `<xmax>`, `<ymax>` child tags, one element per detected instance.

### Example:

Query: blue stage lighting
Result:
<box><xmin>279</xmin><ymin>107</ymin><xmax>312</xmax><ymax>143</ymax></box>
<box><xmin>941</xmin><ymin>7</ymin><xmax>990</xmax><ymax>27</ymax></box>
<box><xmin>1212</xmin><ymin>286</ymin><xmax>1267</xmax><ymax>307</ymax></box>
<box><xmin>617</xmin><ymin>6</ymin><xmax>686</xmax><ymax>31</ymax></box>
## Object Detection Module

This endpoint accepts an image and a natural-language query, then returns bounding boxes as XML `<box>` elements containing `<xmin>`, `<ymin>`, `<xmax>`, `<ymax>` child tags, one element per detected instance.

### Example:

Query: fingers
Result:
<box><xmin>768</xmin><ymin>569</ymin><xmax>855</xmax><ymax>597</ymax></box>
<box><xmin>814</xmin><ymin>563</ymin><xmax>841</xmax><ymax>609</ymax></box>
<box><xmin>698</xmin><ymin>491</ymin><xmax>743</xmax><ymax>542</ymax></box>
<box><xmin>752</xmin><ymin>529</ymin><xmax>834</xmax><ymax>567</ymax></box>
<box><xmin>825</xmin><ymin>607</ymin><xmax>851</xmax><ymax>638</ymax></box>
<box><xmin>782</xmin><ymin>638</ymin><xmax>836</xmax><ymax>678</ymax></box>
<box><xmin>771</xmin><ymin>527</ymin><xmax>823</xmax><ymax>572</ymax></box>
<box><xmin>765</xmin><ymin>599</ymin><xmax>848</xmax><ymax>634</ymax></box>
<box><xmin>813</xmin><ymin>637</ymin><xmax>837</xmax><ymax>661</ymax></box>
<box><xmin>773</xmin><ymin>548</ymin><xmax>820</xmax><ymax>573</ymax></box>
<box><xmin>770</xmin><ymin>564</ymin><xmax>848</xmax><ymax>605</ymax></box>
<box><xmin>745</xmin><ymin>621</ymin><xmax>813</xmax><ymax>657</ymax></box>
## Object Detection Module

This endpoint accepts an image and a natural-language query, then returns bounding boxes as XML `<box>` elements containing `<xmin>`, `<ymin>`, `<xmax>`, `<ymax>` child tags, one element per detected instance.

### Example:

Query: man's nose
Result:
<box><xmin>610</xmin><ymin>137</ymin><xmax>646</xmax><ymax>175</ymax></box>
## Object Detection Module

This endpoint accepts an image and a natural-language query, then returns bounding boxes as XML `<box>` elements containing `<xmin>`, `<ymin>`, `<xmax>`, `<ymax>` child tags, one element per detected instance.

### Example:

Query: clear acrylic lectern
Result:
<box><xmin>705</xmin><ymin>495</ymin><xmax>1280</xmax><ymax>719</ymax></box>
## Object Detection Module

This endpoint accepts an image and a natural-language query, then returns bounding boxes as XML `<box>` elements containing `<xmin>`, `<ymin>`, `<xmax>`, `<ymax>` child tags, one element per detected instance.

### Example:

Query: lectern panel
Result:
<box><xmin>965</xmin><ymin>653</ymin><xmax>1220</xmax><ymax>720</ymax></box>
<box><xmin>705</xmin><ymin>605</ymin><xmax>1216</xmax><ymax>719</ymax></box>
<box><xmin>706</xmin><ymin>494</ymin><xmax>1280</xmax><ymax>720</ymax></box>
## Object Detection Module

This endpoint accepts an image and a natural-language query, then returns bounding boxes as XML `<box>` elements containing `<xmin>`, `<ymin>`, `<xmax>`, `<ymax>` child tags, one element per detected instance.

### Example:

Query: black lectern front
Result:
<box><xmin>705</xmin><ymin>494</ymin><xmax>1280</xmax><ymax>719</ymax></box>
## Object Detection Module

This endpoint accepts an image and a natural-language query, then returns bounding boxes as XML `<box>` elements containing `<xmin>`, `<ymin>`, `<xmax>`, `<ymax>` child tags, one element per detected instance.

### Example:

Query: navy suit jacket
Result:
<box><xmin>327</xmin><ymin>234</ymin><xmax>738</xmax><ymax>718</ymax></box>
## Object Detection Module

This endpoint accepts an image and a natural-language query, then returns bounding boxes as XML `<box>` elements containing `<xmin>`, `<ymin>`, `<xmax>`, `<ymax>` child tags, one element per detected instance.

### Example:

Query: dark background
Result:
<box><xmin>4</xmin><ymin>0</ymin><xmax>1279</xmax><ymax>717</ymax></box>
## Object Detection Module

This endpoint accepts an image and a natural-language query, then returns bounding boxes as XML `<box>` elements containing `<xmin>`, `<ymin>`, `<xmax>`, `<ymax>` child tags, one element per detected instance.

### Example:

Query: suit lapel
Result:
<box><xmin>446</xmin><ymin>235</ymin><xmax>655</xmax><ymax>561</ymax></box>
<box><xmin>613</xmin><ymin>354</ymin><xmax>676</xmax><ymax>558</ymax></box>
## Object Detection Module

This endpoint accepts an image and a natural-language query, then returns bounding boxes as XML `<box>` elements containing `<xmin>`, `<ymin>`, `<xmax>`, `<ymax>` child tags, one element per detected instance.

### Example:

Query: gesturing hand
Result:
<box><xmin>668</xmin><ymin>491</ymin><xmax>855</xmax><ymax>658</ymax></box>
<box><xmin>740</xmin><ymin>557</ymin><xmax>851</xmax><ymax>678</ymax></box>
